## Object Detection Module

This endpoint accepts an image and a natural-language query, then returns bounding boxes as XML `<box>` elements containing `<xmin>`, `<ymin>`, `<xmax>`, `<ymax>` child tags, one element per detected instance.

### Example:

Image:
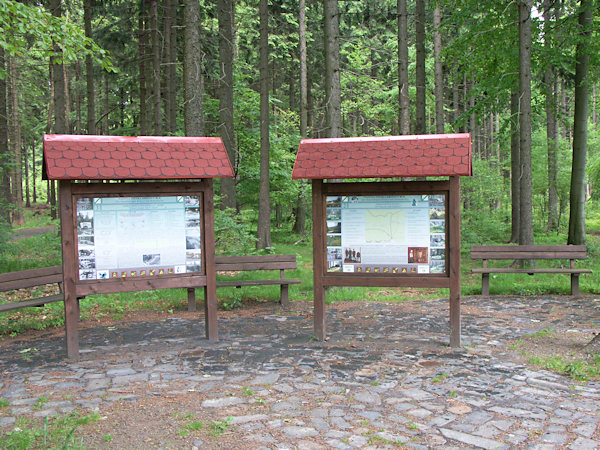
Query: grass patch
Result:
<box><xmin>210</xmin><ymin>417</ymin><xmax>233</xmax><ymax>437</ymax></box>
<box><xmin>528</xmin><ymin>355</ymin><xmax>600</xmax><ymax>381</ymax></box>
<box><xmin>511</xmin><ymin>328</ymin><xmax>600</xmax><ymax>381</ymax></box>
<box><xmin>0</xmin><ymin>412</ymin><xmax>101</xmax><ymax>449</ymax></box>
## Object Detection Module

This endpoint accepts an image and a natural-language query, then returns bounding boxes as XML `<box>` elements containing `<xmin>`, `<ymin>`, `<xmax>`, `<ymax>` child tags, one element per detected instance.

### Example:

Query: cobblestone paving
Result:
<box><xmin>1</xmin><ymin>296</ymin><xmax>599</xmax><ymax>448</ymax></box>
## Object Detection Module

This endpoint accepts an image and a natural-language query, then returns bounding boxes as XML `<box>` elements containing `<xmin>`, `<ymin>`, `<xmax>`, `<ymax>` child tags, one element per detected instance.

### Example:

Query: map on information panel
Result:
<box><xmin>365</xmin><ymin>210</ymin><xmax>405</xmax><ymax>243</ymax></box>
<box><xmin>326</xmin><ymin>195</ymin><xmax>446</xmax><ymax>275</ymax></box>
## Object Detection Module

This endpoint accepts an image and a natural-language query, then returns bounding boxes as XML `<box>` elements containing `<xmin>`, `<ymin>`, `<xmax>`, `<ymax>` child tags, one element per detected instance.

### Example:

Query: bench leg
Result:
<box><xmin>187</xmin><ymin>288</ymin><xmax>196</xmax><ymax>312</ymax></box>
<box><xmin>481</xmin><ymin>274</ymin><xmax>490</xmax><ymax>296</ymax></box>
<box><xmin>280</xmin><ymin>284</ymin><xmax>289</xmax><ymax>308</ymax></box>
<box><xmin>571</xmin><ymin>274</ymin><xmax>580</xmax><ymax>297</ymax></box>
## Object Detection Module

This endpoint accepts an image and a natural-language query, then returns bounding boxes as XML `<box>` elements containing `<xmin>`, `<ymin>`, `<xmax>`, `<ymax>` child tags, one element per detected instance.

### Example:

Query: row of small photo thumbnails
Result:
<box><xmin>76</xmin><ymin>196</ymin><xmax>203</xmax><ymax>281</ymax></box>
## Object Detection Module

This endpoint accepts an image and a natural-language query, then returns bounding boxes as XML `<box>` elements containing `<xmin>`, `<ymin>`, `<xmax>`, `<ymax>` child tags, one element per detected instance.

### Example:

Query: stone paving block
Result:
<box><xmin>569</xmin><ymin>437</ymin><xmax>600</xmax><ymax>450</ymax></box>
<box><xmin>440</xmin><ymin>427</ymin><xmax>508</xmax><ymax>449</ymax></box>
<box><xmin>251</xmin><ymin>373</ymin><xmax>280</xmax><ymax>385</ymax></box>
<box><xmin>330</xmin><ymin>416</ymin><xmax>352</xmax><ymax>429</ymax></box>
<box><xmin>0</xmin><ymin>417</ymin><xmax>15</xmax><ymax>427</ymax></box>
<box><xmin>540</xmin><ymin>432</ymin><xmax>567</xmax><ymax>445</ymax></box>
<box><xmin>489</xmin><ymin>406</ymin><xmax>546</xmax><ymax>420</ymax></box>
<box><xmin>354</xmin><ymin>390</ymin><xmax>381</xmax><ymax>405</ymax></box>
<box><xmin>310</xmin><ymin>417</ymin><xmax>330</xmax><ymax>432</ymax></box>
<box><xmin>282</xmin><ymin>426</ymin><xmax>318</xmax><ymax>439</ymax></box>
<box><xmin>230</xmin><ymin>414</ymin><xmax>269</xmax><ymax>424</ymax></box>
<box><xmin>201</xmin><ymin>396</ymin><xmax>245</xmax><ymax>408</ymax></box>
<box><xmin>574</xmin><ymin>422</ymin><xmax>596</xmax><ymax>438</ymax></box>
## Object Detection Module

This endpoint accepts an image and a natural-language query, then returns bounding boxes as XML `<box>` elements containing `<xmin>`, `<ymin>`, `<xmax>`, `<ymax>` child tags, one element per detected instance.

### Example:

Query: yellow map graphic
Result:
<box><xmin>365</xmin><ymin>210</ymin><xmax>405</xmax><ymax>243</ymax></box>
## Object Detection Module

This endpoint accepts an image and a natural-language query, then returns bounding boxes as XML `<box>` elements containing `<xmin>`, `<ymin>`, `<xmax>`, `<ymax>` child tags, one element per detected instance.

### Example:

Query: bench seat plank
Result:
<box><xmin>215</xmin><ymin>261</ymin><xmax>298</xmax><ymax>271</ymax></box>
<box><xmin>0</xmin><ymin>293</ymin><xmax>65</xmax><ymax>313</ymax></box>
<box><xmin>215</xmin><ymin>255</ymin><xmax>296</xmax><ymax>264</ymax></box>
<box><xmin>217</xmin><ymin>279</ymin><xmax>301</xmax><ymax>288</ymax></box>
<box><xmin>472</xmin><ymin>268</ymin><xmax>592</xmax><ymax>274</ymax></box>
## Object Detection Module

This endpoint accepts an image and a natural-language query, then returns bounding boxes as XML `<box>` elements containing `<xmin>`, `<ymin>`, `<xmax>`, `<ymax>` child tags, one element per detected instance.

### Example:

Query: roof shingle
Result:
<box><xmin>43</xmin><ymin>134</ymin><xmax>234</xmax><ymax>180</ymax></box>
<box><xmin>291</xmin><ymin>134</ymin><xmax>471</xmax><ymax>179</ymax></box>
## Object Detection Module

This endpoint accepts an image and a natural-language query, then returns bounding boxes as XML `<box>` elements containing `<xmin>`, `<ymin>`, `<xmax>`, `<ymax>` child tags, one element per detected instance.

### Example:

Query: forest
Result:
<box><xmin>0</xmin><ymin>0</ymin><xmax>599</xmax><ymax>252</ymax></box>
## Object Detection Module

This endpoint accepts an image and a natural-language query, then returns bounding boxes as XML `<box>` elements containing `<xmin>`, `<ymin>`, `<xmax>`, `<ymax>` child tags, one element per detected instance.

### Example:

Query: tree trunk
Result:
<box><xmin>74</xmin><ymin>61</ymin><xmax>82</xmax><ymax>133</ymax></box>
<box><xmin>293</xmin><ymin>0</ymin><xmax>308</xmax><ymax>235</ymax></box>
<box><xmin>323</xmin><ymin>0</ymin><xmax>341</xmax><ymax>137</ymax></box>
<box><xmin>8</xmin><ymin>56</ymin><xmax>24</xmax><ymax>225</ymax></box>
<box><xmin>415</xmin><ymin>0</ymin><xmax>426</xmax><ymax>134</ymax></box>
<box><xmin>0</xmin><ymin>48</ymin><xmax>10</xmax><ymax>225</ymax></box>
<box><xmin>150</xmin><ymin>0</ymin><xmax>161</xmax><ymax>135</ymax></box>
<box><xmin>24</xmin><ymin>140</ymin><xmax>30</xmax><ymax>208</ymax></box>
<box><xmin>103</xmin><ymin>73</ymin><xmax>109</xmax><ymax>134</ymax></box>
<box><xmin>299</xmin><ymin>0</ymin><xmax>308</xmax><ymax>138</ymax></box>
<box><xmin>568</xmin><ymin>0</ymin><xmax>592</xmax><ymax>245</ymax></box>
<box><xmin>256</xmin><ymin>0</ymin><xmax>271</xmax><ymax>250</ymax></box>
<box><xmin>397</xmin><ymin>0</ymin><xmax>410</xmax><ymax>134</ymax></box>
<box><xmin>49</xmin><ymin>0</ymin><xmax>66</xmax><ymax>220</ymax></box>
<box><xmin>164</xmin><ymin>0</ymin><xmax>177</xmax><ymax>134</ymax></box>
<box><xmin>138</xmin><ymin>3</ymin><xmax>150</xmax><ymax>135</ymax></box>
<box><xmin>218</xmin><ymin>0</ymin><xmax>237</xmax><ymax>209</ymax></box>
<box><xmin>518</xmin><ymin>0</ymin><xmax>533</xmax><ymax>247</ymax></box>
<box><xmin>433</xmin><ymin>6</ymin><xmax>444</xmax><ymax>134</ymax></box>
<box><xmin>84</xmin><ymin>0</ymin><xmax>95</xmax><ymax>134</ymax></box>
<box><xmin>545</xmin><ymin>78</ymin><xmax>559</xmax><ymax>231</ymax></box>
<box><xmin>184</xmin><ymin>0</ymin><xmax>205</xmax><ymax>136</ymax></box>
<box><xmin>31</xmin><ymin>141</ymin><xmax>36</xmax><ymax>204</ymax></box>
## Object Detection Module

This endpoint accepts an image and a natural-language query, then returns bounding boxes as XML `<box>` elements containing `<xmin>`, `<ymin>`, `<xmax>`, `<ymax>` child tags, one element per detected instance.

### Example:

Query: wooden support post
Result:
<box><xmin>280</xmin><ymin>269</ymin><xmax>289</xmax><ymax>307</ymax></box>
<box><xmin>203</xmin><ymin>180</ymin><xmax>218</xmax><ymax>340</ymax></box>
<box><xmin>481</xmin><ymin>274</ymin><xmax>490</xmax><ymax>296</ymax></box>
<box><xmin>59</xmin><ymin>180</ymin><xmax>79</xmax><ymax>360</ymax></box>
<box><xmin>449</xmin><ymin>176</ymin><xmax>461</xmax><ymax>348</ymax></box>
<box><xmin>571</xmin><ymin>274</ymin><xmax>580</xmax><ymax>297</ymax></box>
<box><xmin>312</xmin><ymin>179</ymin><xmax>326</xmax><ymax>340</ymax></box>
<box><xmin>187</xmin><ymin>288</ymin><xmax>196</xmax><ymax>312</ymax></box>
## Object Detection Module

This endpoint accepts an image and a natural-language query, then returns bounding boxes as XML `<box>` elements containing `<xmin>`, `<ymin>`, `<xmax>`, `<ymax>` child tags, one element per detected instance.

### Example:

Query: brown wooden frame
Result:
<box><xmin>59</xmin><ymin>179</ymin><xmax>218</xmax><ymax>360</ymax></box>
<box><xmin>312</xmin><ymin>177</ymin><xmax>462</xmax><ymax>347</ymax></box>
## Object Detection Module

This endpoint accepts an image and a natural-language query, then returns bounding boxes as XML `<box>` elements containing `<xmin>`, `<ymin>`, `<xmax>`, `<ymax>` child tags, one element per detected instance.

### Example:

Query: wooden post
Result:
<box><xmin>187</xmin><ymin>288</ymin><xmax>196</xmax><ymax>312</ymax></box>
<box><xmin>449</xmin><ymin>176</ymin><xmax>461</xmax><ymax>347</ymax></box>
<box><xmin>280</xmin><ymin>269</ymin><xmax>289</xmax><ymax>308</ymax></box>
<box><xmin>59</xmin><ymin>180</ymin><xmax>79</xmax><ymax>360</ymax></box>
<box><xmin>203</xmin><ymin>180</ymin><xmax>218</xmax><ymax>340</ymax></box>
<box><xmin>312</xmin><ymin>179</ymin><xmax>326</xmax><ymax>340</ymax></box>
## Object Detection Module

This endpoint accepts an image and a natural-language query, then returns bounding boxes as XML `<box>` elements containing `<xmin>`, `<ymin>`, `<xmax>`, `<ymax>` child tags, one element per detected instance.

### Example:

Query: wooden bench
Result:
<box><xmin>187</xmin><ymin>254</ymin><xmax>301</xmax><ymax>311</ymax></box>
<box><xmin>0</xmin><ymin>265</ymin><xmax>65</xmax><ymax>312</ymax></box>
<box><xmin>471</xmin><ymin>245</ymin><xmax>591</xmax><ymax>296</ymax></box>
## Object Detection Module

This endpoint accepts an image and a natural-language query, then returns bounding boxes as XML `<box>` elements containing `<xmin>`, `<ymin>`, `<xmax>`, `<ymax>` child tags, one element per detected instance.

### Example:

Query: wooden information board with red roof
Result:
<box><xmin>43</xmin><ymin>135</ymin><xmax>234</xmax><ymax>359</ymax></box>
<box><xmin>292</xmin><ymin>134</ymin><xmax>471</xmax><ymax>347</ymax></box>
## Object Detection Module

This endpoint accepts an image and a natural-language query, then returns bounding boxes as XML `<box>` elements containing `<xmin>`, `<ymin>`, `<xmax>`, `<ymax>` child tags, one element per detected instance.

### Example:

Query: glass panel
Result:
<box><xmin>76</xmin><ymin>195</ymin><xmax>202</xmax><ymax>281</ymax></box>
<box><xmin>325</xmin><ymin>194</ymin><xmax>446</xmax><ymax>275</ymax></box>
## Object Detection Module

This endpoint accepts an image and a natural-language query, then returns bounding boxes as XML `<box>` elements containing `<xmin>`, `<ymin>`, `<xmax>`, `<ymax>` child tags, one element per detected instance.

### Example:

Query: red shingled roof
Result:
<box><xmin>43</xmin><ymin>135</ymin><xmax>234</xmax><ymax>180</ymax></box>
<box><xmin>291</xmin><ymin>134</ymin><xmax>471</xmax><ymax>179</ymax></box>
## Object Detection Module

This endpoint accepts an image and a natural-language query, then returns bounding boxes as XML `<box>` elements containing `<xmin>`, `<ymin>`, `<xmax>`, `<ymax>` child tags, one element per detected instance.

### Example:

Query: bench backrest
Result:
<box><xmin>0</xmin><ymin>265</ymin><xmax>63</xmax><ymax>292</ymax></box>
<box><xmin>215</xmin><ymin>254</ymin><xmax>297</xmax><ymax>271</ymax></box>
<box><xmin>471</xmin><ymin>245</ymin><xmax>587</xmax><ymax>260</ymax></box>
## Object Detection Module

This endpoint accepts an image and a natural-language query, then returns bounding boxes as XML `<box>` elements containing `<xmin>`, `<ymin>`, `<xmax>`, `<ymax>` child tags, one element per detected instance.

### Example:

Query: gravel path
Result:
<box><xmin>1</xmin><ymin>296</ymin><xmax>599</xmax><ymax>448</ymax></box>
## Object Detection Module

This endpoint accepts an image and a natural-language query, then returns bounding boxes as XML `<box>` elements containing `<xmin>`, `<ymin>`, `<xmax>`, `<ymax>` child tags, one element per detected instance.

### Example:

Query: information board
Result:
<box><xmin>75</xmin><ymin>196</ymin><xmax>202</xmax><ymax>281</ymax></box>
<box><xmin>326</xmin><ymin>194</ymin><xmax>446</xmax><ymax>274</ymax></box>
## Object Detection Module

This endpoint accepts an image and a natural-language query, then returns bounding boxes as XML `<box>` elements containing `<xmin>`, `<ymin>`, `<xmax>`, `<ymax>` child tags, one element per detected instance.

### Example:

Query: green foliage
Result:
<box><xmin>0</xmin><ymin>412</ymin><xmax>100</xmax><ymax>449</ymax></box>
<box><xmin>220</xmin><ymin>292</ymin><xmax>243</xmax><ymax>311</ymax></box>
<box><xmin>0</xmin><ymin>1</ymin><xmax>112</xmax><ymax>71</ymax></box>
<box><xmin>0</xmin><ymin>232</ymin><xmax>61</xmax><ymax>272</ymax></box>
<box><xmin>528</xmin><ymin>355</ymin><xmax>600</xmax><ymax>381</ymax></box>
<box><xmin>214</xmin><ymin>206</ymin><xmax>256</xmax><ymax>255</ymax></box>
<box><xmin>210</xmin><ymin>417</ymin><xmax>233</xmax><ymax>437</ymax></box>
